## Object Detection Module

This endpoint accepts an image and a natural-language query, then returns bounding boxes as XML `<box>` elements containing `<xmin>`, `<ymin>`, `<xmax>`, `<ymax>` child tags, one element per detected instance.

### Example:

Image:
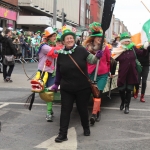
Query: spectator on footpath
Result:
<box><xmin>17</xmin><ymin>32</ymin><xmax>25</xmax><ymax>59</ymax></box>
<box><xmin>51</xmin><ymin>27</ymin><xmax>103</xmax><ymax>143</ymax></box>
<box><xmin>0</xmin><ymin>27</ymin><xmax>3</xmax><ymax>73</ymax></box>
<box><xmin>1</xmin><ymin>29</ymin><xmax>16</xmax><ymax>82</ymax></box>
<box><xmin>31</xmin><ymin>33</ymin><xmax>40</xmax><ymax>54</ymax></box>
<box><xmin>112</xmin><ymin>32</ymin><xmax>148</xmax><ymax>114</ymax></box>
<box><xmin>13</xmin><ymin>37</ymin><xmax>21</xmax><ymax>59</ymax></box>
<box><xmin>134</xmin><ymin>41</ymin><xmax>150</xmax><ymax>102</ymax></box>
<box><xmin>36</xmin><ymin>30</ymin><xmax>41</xmax><ymax>42</ymax></box>
<box><xmin>24</xmin><ymin>31</ymin><xmax>32</xmax><ymax>58</ymax></box>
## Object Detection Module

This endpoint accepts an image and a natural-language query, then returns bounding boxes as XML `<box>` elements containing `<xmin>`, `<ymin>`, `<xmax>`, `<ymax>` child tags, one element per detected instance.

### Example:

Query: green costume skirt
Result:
<box><xmin>89</xmin><ymin>72</ymin><xmax>108</xmax><ymax>91</ymax></box>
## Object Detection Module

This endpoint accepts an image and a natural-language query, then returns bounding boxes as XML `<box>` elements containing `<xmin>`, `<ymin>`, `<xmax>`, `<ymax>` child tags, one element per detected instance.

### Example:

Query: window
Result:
<box><xmin>86</xmin><ymin>9</ymin><xmax>89</xmax><ymax>18</ymax></box>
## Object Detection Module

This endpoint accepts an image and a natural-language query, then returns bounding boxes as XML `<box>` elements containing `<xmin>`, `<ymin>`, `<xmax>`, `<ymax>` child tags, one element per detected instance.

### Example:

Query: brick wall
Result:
<box><xmin>2</xmin><ymin>0</ymin><xmax>18</xmax><ymax>6</ymax></box>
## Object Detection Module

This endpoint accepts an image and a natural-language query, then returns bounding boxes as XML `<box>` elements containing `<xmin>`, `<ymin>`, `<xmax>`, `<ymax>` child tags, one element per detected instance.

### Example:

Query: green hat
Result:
<box><xmin>36</xmin><ymin>30</ymin><xmax>41</xmax><ymax>33</ymax></box>
<box><xmin>120</xmin><ymin>32</ymin><xmax>131</xmax><ymax>43</ymax></box>
<box><xmin>53</xmin><ymin>28</ymin><xmax>58</xmax><ymax>32</ymax></box>
<box><xmin>89</xmin><ymin>22</ymin><xmax>103</xmax><ymax>37</ymax></box>
<box><xmin>61</xmin><ymin>29</ymin><xmax>76</xmax><ymax>41</ymax></box>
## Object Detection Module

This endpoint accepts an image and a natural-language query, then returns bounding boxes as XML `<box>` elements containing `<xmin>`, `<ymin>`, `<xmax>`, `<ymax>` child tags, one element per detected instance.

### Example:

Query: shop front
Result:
<box><xmin>0</xmin><ymin>6</ymin><xmax>17</xmax><ymax>30</ymax></box>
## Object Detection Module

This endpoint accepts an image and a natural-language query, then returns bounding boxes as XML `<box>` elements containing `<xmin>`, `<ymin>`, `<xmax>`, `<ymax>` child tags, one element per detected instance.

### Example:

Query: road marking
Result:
<box><xmin>1</xmin><ymin>102</ymin><xmax>150</xmax><ymax>112</ymax></box>
<box><xmin>0</xmin><ymin>103</ymin><xmax>9</xmax><ymax>109</ymax></box>
<box><xmin>35</xmin><ymin>127</ymin><xmax>77</xmax><ymax>150</ymax></box>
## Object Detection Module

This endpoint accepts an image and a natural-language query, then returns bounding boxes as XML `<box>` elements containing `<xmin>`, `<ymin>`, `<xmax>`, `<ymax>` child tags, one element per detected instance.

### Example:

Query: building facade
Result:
<box><xmin>105</xmin><ymin>14</ymin><xmax>115</xmax><ymax>43</ymax></box>
<box><xmin>90</xmin><ymin>0</ymin><xmax>102</xmax><ymax>23</ymax></box>
<box><xmin>85</xmin><ymin>0</ymin><xmax>90</xmax><ymax>27</ymax></box>
<box><xmin>0</xmin><ymin>0</ymin><xmax>19</xmax><ymax>30</ymax></box>
<box><xmin>79</xmin><ymin>0</ymin><xmax>86</xmax><ymax>27</ymax></box>
<box><xmin>17</xmin><ymin>0</ymin><xmax>82</xmax><ymax>31</ymax></box>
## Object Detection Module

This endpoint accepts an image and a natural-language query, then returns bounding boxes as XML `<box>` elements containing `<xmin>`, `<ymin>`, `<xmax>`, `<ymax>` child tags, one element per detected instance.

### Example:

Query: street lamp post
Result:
<box><xmin>53</xmin><ymin>0</ymin><xmax>57</xmax><ymax>28</ymax></box>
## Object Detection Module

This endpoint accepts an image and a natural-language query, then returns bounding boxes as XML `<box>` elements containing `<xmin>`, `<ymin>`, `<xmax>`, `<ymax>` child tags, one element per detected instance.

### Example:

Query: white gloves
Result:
<box><xmin>143</xmin><ymin>41</ymin><xmax>149</xmax><ymax>49</ymax></box>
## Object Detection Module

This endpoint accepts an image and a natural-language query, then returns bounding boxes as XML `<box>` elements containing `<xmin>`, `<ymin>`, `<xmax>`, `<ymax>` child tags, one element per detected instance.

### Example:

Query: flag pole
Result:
<box><xmin>141</xmin><ymin>1</ymin><xmax>150</xmax><ymax>13</ymax></box>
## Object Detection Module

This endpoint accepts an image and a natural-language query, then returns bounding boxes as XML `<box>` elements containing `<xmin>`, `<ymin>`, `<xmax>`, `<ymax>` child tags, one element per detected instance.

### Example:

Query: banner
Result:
<box><xmin>0</xmin><ymin>7</ymin><xmax>17</xmax><ymax>21</ymax></box>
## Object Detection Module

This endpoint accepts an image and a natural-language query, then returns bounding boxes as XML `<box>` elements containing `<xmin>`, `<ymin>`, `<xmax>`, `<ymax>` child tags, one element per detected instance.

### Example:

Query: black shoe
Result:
<box><xmin>124</xmin><ymin>106</ymin><xmax>129</xmax><ymax>114</ymax></box>
<box><xmin>4</xmin><ymin>79</ymin><xmax>8</xmax><ymax>82</ymax></box>
<box><xmin>84</xmin><ymin>128</ymin><xmax>90</xmax><ymax>136</ymax></box>
<box><xmin>55</xmin><ymin>134</ymin><xmax>68</xmax><ymax>143</ymax></box>
<box><xmin>6</xmin><ymin>78</ymin><xmax>13</xmax><ymax>83</ymax></box>
<box><xmin>96</xmin><ymin>111</ymin><xmax>101</xmax><ymax>122</ymax></box>
<box><xmin>120</xmin><ymin>103</ymin><xmax>124</xmax><ymax>110</ymax></box>
<box><xmin>90</xmin><ymin>114</ymin><xmax>96</xmax><ymax>125</ymax></box>
<box><xmin>7</xmin><ymin>79</ymin><xmax>13</xmax><ymax>83</ymax></box>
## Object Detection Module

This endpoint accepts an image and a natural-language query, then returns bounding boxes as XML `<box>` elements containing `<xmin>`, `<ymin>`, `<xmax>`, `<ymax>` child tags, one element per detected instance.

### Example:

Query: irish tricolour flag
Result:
<box><xmin>131</xmin><ymin>19</ymin><xmax>150</xmax><ymax>47</ymax></box>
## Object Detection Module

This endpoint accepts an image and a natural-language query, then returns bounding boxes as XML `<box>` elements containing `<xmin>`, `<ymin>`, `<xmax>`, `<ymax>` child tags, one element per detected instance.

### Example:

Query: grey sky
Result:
<box><xmin>113</xmin><ymin>0</ymin><xmax>150</xmax><ymax>35</ymax></box>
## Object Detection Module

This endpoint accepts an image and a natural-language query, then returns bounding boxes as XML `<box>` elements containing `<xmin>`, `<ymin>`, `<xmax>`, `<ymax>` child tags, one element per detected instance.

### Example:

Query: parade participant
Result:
<box><xmin>112</xmin><ymin>32</ymin><xmax>148</xmax><ymax>114</ymax></box>
<box><xmin>51</xmin><ymin>27</ymin><xmax>103</xmax><ymax>143</ymax></box>
<box><xmin>83</xmin><ymin>22</ymin><xmax>111</xmax><ymax>125</ymax></box>
<box><xmin>31</xmin><ymin>27</ymin><xmax>59</xmax><ymax>122</ymax></box>
<box><xmin>134</xmin><ymin>42</ymin><xmax>150</xmax><ymax>102</ymax></box>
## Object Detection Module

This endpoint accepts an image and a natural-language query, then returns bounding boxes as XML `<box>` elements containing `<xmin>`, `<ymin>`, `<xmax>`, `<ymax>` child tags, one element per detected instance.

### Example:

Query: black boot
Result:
<box><xmin>83</xmin><ymin>128</ymin><xmax>90</xmax><ymax>136</ymax></box>
<box><xmin>124</xmin><ymin>105</ymin><xmax>129</xmax><ymax>114</ymax></box>
<box><xmin>120</xmin><ymin>102</ymin><xmax>124</xmax><ymax>110</ymax></box>
<box><xmin>55</xmin><ymin>134</ymin><xmax>68</xmax><ymax>143</ymax></box>
<box><xmin>119</xmin><ymin>90</ymin><xmax>125</xmax><ymax>110</ymax></box>
<box><xmin>90</xmin><ymin>114</ymin><xmax>97</xmax><ymax>126</ymax></box>
<box><xmin>96</xmin><ymin>111</ymin><xmax>101</xmax><ymax>122</ymax></box>
<box><xmin>0</xmin><ymin>69</ymin><xmax>3</xmax><ymax>73</ymax></box>
<box><xmin>124</xmin><ymin>89</ymin><xmax>131</xmax><ymax>114</ymax></box>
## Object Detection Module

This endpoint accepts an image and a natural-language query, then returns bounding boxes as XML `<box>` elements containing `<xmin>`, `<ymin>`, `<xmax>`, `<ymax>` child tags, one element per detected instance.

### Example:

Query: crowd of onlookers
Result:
<box><xmin>0</xmin><ymin>27</ymin><xmax>44</xmax><ymax>81</ymax></box>
<box><xmin>0</xmin><ymin>27</ymin><xmax>42</xmax><ymax>60</ymax></box>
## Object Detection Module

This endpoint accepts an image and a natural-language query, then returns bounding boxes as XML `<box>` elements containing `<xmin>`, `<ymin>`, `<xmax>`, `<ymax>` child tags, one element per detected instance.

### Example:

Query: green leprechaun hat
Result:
<box><xmin>61</xmin><ymin>26</ymin><xmax>76</xmax><ymax>41</ymax></box>
<box><xmin>120</xmin><ymin>32</ymin><xmax>131</xmax><ymax>43</ymax></box>
<box><xmin>89</xmin><ymin>22</ymin><xmax>103</xmax><ymax>37</ymax></box>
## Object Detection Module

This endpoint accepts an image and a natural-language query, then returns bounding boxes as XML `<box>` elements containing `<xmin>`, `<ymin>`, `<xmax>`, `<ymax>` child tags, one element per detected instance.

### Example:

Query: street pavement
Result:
<box><xmin>0</xmin><ymin>63</ymin><xmax>150</xmax><ymax>150</ymax></box>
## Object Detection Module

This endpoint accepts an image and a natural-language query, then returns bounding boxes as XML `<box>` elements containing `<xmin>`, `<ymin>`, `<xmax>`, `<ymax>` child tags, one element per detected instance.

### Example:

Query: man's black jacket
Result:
<box><xmin>1</xmin><ymin>36</ymin><xmax>16</xmax><ymax>56</ymax></box>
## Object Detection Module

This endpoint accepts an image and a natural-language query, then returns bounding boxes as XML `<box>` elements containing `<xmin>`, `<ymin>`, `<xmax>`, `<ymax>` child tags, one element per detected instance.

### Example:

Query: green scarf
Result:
<box><xmin>47</xmin><ymin>40</ymin><xmax>56</xmax><ymax>46</ymax></box>
<box><xmin>123</xmin><ymin>42</ymin><xmax>135</xmax><ymax>50</ymax></box>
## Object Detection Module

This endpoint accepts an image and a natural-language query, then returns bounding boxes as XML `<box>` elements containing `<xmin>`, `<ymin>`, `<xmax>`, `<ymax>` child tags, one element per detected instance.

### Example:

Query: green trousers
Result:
<box><xmin>47</xmin><ymin>102</ymin><xmax>53</xmax><ymax>114</ymax></box>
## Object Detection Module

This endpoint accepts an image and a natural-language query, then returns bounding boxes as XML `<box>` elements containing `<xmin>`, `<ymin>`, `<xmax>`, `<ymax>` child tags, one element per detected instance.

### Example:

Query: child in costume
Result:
<box><xmin>31</xmin><ymin>27</ymin><xmax>60</xmax><ymax>122</ymax></box>
<box><xmin>83</xmin><ymin>22</ymin><xmax>110</xmax><ymax>125</ymax></box>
